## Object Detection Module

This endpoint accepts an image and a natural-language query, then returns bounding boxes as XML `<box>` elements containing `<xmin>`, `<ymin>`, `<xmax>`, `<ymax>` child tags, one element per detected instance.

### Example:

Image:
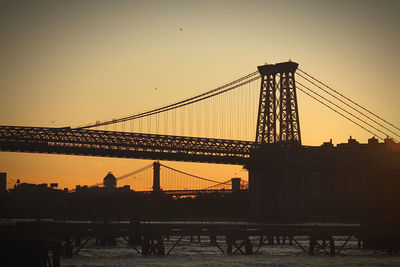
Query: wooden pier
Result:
<box><xmin>0</xmin><ymin>220</ymin><xmax>399</xmax><ymax>266</ymax></box>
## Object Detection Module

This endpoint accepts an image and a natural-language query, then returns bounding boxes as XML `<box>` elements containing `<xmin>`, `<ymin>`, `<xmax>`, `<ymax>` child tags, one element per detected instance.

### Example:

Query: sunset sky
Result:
<box><xmin>1</xmin><ymin>0</ymin><xmax>399</xmax><ymax>190</ymax></box>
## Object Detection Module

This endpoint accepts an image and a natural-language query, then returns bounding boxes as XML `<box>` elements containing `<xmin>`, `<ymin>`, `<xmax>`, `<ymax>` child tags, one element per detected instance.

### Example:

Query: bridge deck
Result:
<box><xmin>0</xmin><ymin>126</ymin><xmax>254</xmax><ymax>164</ymax></box>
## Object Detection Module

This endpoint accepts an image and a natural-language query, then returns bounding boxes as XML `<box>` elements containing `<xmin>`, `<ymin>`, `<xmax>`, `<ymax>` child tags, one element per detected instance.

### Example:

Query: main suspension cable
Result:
<box><xmin>115</xmin><ymin>164</ymin><xmax>153</xmax><ymax>182</ymax></box>
<box><xmin>116</xmin><ymin>76</ymin><xmax>261</xmax><ymax>126</ymax></box>
<box><xmin>297</xmin><ymin>72</ymin><xmax>400</xmax><ymax>139</ymax></box>
<box><xmin>296</xmin><ymin>83</ymin><xmax>384</xmax><ymax>140</ymax></box>
<box><xmin>297</xmin><ymin>81</ymin><xmax>397</xmax><ymax>142</ymax></box>
<box><xmin>298</xmin><ymin>68</ymin><xmax>400</xmax><ymax>132</ymax></box>
<box><xmin>87</xmin><ymin>163</ymin><xmax>153</xmax><ymax>188</ymax></box>
<box><xmin>160</xmin><ymin>163</ymin><xmax>220</xmax><ymax>184</ymax></box>
<box><xmin>76</xmin><ymin>71</ymin><xmax>260</xmax><ymax>129</ymax></box>
<box><xmin>201</xmin><ymin>179</ymin><xmax>231</xmax><ymax>190</ymax></box>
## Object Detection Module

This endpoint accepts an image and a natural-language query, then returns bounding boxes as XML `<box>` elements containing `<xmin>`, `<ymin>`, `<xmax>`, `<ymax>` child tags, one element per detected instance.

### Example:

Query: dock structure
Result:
<box><xmin>1</xmin><ymin>220</ymin><xmax>399</xmax><ymax>266</ymax></box>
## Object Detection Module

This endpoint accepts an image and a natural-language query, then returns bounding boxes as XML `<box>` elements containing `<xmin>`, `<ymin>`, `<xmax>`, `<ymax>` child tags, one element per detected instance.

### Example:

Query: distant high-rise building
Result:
<box><xmin>0</xmin><ymin>173</ymin><xmax>6</xmax><ymax>192</ymax></box>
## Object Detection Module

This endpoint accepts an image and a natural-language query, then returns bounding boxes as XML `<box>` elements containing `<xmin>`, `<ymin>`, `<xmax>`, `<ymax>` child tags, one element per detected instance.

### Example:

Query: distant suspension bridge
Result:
<box><xmin>87</xmin><ymin>161</ymin><xmax>248</xmax><ymax>196</ymax></box>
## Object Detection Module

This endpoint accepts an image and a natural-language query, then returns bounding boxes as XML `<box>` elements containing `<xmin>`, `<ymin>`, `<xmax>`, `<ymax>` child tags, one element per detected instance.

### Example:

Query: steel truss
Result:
<box><xmin>0</xmin><ymin>126</ymin><xmax>253</xmax><ymax>164</ymax></box>
<box><xmin>255</xmin><ymin>61</ymin><xmax>301</xmax><ymax>145</ymax></box>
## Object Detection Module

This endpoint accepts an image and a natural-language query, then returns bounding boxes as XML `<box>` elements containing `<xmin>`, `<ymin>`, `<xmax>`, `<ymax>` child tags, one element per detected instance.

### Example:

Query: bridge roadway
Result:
<box><xmin>0</xmin><ymin>126</ymin><xmax>254</xmax><ymax>164</ymax></box>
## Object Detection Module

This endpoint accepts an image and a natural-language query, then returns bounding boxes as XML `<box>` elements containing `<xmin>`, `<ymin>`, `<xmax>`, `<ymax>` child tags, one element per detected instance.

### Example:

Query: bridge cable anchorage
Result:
<box><xmin>297</xmin><ymin>72</ymin><xmax>400</xmax><ymax>140</ymax></box>
<box><xmin>296</xmin><ymin>81</ymin><xmax>398</xmax><ymax>142</ymax></box>
<box><xmin>159</xmin><ymin>163</ymin><xmax>221</xmax><ymax>184</ymax></box>
<box><xmin>75</xmin><ymin>71</ymin><xmax>260</xmax><ymax>130</ymax></box>
<box><xmin>298</xmin><ymin>68</ymin><xmax>400</xmax><ymax>133</ymax></box>
<box><xmin>296</xmin><ymin>83</ymin><xmax>385</xmax><ymax>141</ymax></box>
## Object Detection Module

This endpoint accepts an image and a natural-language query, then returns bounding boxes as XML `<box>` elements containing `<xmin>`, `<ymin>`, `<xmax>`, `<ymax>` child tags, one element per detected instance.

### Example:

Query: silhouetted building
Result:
<box><xmin>3</xmin><ymin>182</ymin><xmax>68</xmax><ymax>218</ymax></box>
<box><xmin>248</xmin><ymin>137</ymin><xmax>400</xmax><ymax>222</ymax></box>
<box><xmin>0</xmin><ymin>173</ymin><xmax>6</xmax><ymax>193</ymax></box>
<box><xmin>103</xmin><ymin>172</ymin><xmax>117</xmax><ymax>188</ymax></box>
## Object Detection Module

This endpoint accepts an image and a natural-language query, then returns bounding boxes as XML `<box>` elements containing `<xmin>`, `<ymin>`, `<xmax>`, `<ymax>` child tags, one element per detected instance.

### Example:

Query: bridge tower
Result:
<box><xmin>152</xmin><ymin>161</ymin><xmax>161</xmax><ymax>192</ymax></box>
<box><xmin>255</xmin><ymin>61</ymin><xmax>301</xmax><ymax>145</ymax></box>
<box><xmin>249</xmin><ymin>61</ymin><xmax>304</xmax><ymax>220</ymax></box>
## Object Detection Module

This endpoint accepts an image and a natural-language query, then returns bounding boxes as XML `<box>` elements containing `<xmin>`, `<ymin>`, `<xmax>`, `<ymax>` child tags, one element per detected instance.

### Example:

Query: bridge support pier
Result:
<box><xmin>142</xmin><ymin>235</ymin><xmax>165</xmax><ymax>255</ymax></box>
<box><xmin>209</xmin><ymin>235</ymin><xmax>217</xmax><ymax>244</ymax></box>
<box><xmin>50</xmin><ymin>241</ymin><xmax>62</xmax><ymax>267</ymax></box>
<box><xmin>225</xmin><ymin>235</ymin><xmax>253</xmax><ymax>255</ymax></box>
<box><xmin>308</xmin><ymin>235</ymin><xmax>336</xmax><ymax>256</ymax></box>
<box><xmin>64</xmin><ymin>240</ymin><xmax>73</xmax><ymax>258</ymax></box>
<box><xmin>74</xmin><ymin>236</ymin><xmax>81</xmax><ymax>247</ymax></box>
<box><xmin>244</xmin><ymin>238</ymin><xmax>253</xmax><ymax>255</ymax></box>
<box><xmin>226</xmin><ymin>236</ymin><xmax>233</xmax><ymax>254</ymax></box>
<box><xmin>247</xmin><ymin>146</ymin><xmax>307</xmax><ymax>221</ymax></box>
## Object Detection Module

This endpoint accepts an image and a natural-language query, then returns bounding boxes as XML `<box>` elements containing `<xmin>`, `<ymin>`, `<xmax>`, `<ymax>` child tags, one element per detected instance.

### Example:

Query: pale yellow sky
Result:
<box><xmin>0</xmin><ymin>0</ymin><xmax>399</xmax><ymax>189</ymax></box>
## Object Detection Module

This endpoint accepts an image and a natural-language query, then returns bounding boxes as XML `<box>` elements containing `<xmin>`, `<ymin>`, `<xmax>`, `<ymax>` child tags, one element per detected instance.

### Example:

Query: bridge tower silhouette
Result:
<box><xmin>152</xmin><ymin>161</ymin><xmax>161</xmax><ymax>192</ymax></box>
<box><xmin>250</xmin><ymin>61</ymin><xmax>304</xmax><ymax>219</ymax></box>
<box><xmin>256</xmin><ymin>61</ymin><xmax>301</xmax><ymax>145</ymax></box>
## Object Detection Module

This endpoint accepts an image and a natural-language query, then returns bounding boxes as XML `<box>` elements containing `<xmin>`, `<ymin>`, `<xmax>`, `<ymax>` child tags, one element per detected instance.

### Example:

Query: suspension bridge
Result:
<box><xmin>87</xmin><ymin>161</ymin><xmax>248</xmax><ymax>196</ymax></box>
<box><xmin>1</xmin><ymin>61</ymin><xmax>397</xmax><ymax>161</ymax></box>
<box><xmin>1</xmin><ymin>61</ymin><xmax>399</xmax><ymax>219</ymax></box>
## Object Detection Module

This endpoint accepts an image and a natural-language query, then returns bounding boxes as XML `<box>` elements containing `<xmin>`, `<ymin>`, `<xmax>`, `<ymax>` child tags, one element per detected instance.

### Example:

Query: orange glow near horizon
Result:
<box><xmin>1</xmin><ymin>1</ymin><xmax>399</xmax><ymax>190</ymax></box>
